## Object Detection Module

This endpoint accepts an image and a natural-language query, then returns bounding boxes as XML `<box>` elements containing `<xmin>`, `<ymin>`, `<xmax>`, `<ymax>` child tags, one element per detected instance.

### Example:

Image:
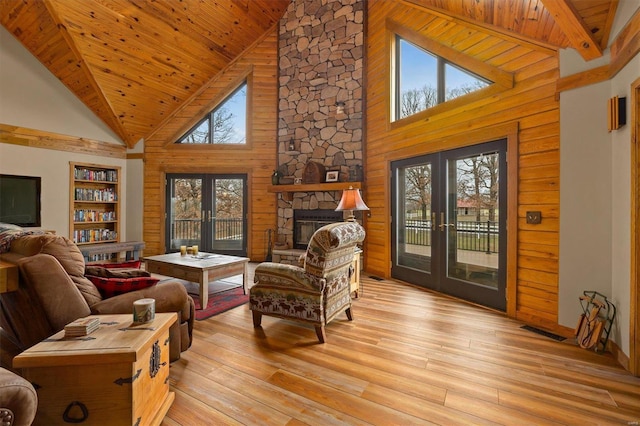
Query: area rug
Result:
<box><xmin>185</xmin><ymin>279</ymin><xmax>249</xmax><ymax>320</ymax></box>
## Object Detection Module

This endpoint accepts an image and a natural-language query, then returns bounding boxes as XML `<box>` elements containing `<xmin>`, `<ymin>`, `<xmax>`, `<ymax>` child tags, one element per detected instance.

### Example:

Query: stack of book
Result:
<box><xmin>64</xmin><ymin>317</ymin><xmax>100</xmax><ymax>337</ymax></box>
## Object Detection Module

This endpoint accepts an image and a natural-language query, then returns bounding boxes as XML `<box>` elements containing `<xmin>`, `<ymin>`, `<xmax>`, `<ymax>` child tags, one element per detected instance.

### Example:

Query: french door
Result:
<box><xmin>165</xmin><ymin>174</ymin><xmax>247</xmax><ymax>257</ymax></box>
<box><xmin>391</xmin><ymin>140</ymin><xmax>507</xmax><ymax>310</ymax></box>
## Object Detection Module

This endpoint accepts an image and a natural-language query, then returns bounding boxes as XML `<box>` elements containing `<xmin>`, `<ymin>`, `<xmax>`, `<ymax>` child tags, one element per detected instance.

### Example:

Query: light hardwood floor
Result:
<box><xmin>162</xmin><ymin>267</ymin><xmax>640</xmax><ymax>425</ymax></box>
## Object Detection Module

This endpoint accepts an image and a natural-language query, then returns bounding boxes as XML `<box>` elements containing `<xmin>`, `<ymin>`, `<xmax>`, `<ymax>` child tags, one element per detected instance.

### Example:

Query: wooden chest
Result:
<box><xmin>14</xmin><ymin>313</ymin><xmax>177</xmax><ymax>426</ymax></box>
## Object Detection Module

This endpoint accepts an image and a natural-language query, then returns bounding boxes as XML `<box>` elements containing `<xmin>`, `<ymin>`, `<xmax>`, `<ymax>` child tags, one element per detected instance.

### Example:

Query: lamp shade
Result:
<box><xmin>335</xmin><ymin>186</ymin><xmax>369</xmax><ymax>212</ymax></box>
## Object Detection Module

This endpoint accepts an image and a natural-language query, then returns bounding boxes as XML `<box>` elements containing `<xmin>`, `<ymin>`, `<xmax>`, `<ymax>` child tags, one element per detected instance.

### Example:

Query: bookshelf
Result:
<box><xmin>69</xmin><ymin>162</ymin><xmax>120</xmax><ymax>260</ymax></box>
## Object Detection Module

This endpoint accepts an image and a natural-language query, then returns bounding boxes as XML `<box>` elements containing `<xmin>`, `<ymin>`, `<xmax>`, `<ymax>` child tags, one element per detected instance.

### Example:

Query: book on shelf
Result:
<box><xmin>64</xmin><ymin>317</ymin><xmax>100</xmax><ymax>337</ymax></box>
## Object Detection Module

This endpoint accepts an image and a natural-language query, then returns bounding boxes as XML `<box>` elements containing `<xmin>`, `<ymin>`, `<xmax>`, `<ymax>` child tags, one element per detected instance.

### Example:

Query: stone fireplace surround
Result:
<box><xmin>275</xmin><ymin>0</ymin><xmax>365</xmax><ymax>247</ymax></box>
<box><xmin>272</xmin><ymin>209</ymin><xmax>345</xmax><ymax>265</ymax></box>
<box><xmin>293</xmin><ymin>209</ymin><xmax>344</xmax><ymax>249</ymax></box>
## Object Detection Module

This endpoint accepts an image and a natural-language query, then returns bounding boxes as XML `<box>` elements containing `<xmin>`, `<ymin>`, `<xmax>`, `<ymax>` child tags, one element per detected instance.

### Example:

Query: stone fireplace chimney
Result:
<box><xmin>276</xmin><ymin>0</ymin><xmax>365</xmax><ymax>245</ymax></box>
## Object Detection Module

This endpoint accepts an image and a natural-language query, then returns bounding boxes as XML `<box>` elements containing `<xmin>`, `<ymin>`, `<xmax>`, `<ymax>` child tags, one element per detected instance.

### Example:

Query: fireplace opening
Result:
<box><xmin>293</xmin><ymin>209</ymin><xmax>343</xmax><ymax>249</ymax></box>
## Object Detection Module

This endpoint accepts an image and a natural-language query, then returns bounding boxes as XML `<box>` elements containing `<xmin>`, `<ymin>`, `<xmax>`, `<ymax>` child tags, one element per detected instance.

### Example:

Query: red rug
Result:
<box><xmin>191</xmin><ymin>286</ymin><xmax>249</xmax><ymax>321</ymax></box>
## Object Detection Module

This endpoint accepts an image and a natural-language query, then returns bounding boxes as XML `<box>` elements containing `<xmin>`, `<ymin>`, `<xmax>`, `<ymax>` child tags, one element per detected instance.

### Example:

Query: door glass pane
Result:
<box><xmin>396</xmin><ymin>163</ymin><xmax>433</xmax><ymax>272</ymax></box>
<box><xmin>168</xmin><ymin>178</ymin><xmax>202</xmax><ymax>251</ymax></box>
<box><xmin>211</xmin><ymin>178</ymin><xmax>244</xmax><ymax>251</ymax></box>
<box><xmin>446</xmin><ymin>152</ymin><xmax>500</xmax><ymax>288</ymax></box>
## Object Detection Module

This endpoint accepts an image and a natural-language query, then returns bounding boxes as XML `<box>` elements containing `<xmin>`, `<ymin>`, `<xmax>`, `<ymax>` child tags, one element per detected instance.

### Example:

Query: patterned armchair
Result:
<box><xmin>249</xmin><ymin>221</ymin><xmax>365</xmax><ymax>343</ymax></box>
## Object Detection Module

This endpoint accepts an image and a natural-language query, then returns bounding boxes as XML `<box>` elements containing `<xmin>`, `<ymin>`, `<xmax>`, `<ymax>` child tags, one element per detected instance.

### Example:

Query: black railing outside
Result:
<box><xmin>172</xmin><ymin>218</ymin><xmax>243</xmax><ymax>242</ymax></box>
<box><xmin>404</xmin><ymin>220</ymin><xmax>432</xmax><ymax>246</ymax></box>
<box><xmin>404</xmin><ymin>220</ymin><xmax>499</xmax><ymax>253</ymax></box>
<box><xmin>213</xmin><ymin>218</ymin><xmax>243</xmax><ymax>240</ymax></box>
<box><xmin>172</xmin><ymin>219</ymin><xmax>201</xmax><ymax>241</ymax></box>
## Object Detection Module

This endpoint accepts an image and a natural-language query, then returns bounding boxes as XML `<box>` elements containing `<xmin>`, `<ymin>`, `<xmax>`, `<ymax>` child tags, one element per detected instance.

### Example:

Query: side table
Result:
<box><xmin>350</xmin><ymin>248</ymin><xmax>363</xmax><ymax>298</ymax></box>
<box><xmin>0</xmin><ymin>260</ymin><xmax>19</xmax><ymax>293</ymax></box>
<box><xmin>14</xmin><ymin>313</ymin><xmax>176</xmax><ymax>426</ymax></box>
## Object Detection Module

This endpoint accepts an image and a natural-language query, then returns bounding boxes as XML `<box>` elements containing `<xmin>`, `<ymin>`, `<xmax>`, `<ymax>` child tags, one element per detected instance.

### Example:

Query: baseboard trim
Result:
<box><xmin>516</xmin><ymin>318</ymin><xmax>633</xmax><ymax>372</ymax></box>
<box><xmin>608</xmin><ymin>340</ymin><xmax>630</xmax><ymax>372</ymax></box>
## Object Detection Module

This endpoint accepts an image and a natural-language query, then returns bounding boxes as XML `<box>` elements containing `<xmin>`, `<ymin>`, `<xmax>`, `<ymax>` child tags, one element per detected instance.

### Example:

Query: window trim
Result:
<box><xmin>168</xmin><ymin>68</ymin><xmax>253</xmax><ymax>149</ymax></box>
<box><xmin>176</xmin><ymin>80</ymin><xmax>248</xmax><ymax>145</ymax></box>
<box><xmin>387</xmin><ymin>20</ymin><xmax>514</xmax><ymax>127</ymax></box>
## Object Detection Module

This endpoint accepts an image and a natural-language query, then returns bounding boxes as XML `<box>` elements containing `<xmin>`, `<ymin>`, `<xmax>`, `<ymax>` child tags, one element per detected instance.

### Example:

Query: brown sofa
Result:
<box><xmin>0</xmin><ymin>367</ymin><xmax>37</xmax><ymax>426</ymax></box>
<box><xmin>0</xmin><ymin>233</ymin><xmax>194</xmax><ymax>367</ymax></box>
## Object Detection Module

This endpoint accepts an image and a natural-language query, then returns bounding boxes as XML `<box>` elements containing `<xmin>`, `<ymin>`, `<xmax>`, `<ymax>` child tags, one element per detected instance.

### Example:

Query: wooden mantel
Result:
<box><xmin>268</xmin><ymin>182</ymin><xmax>362</xmax><ymax>201</ymax></box>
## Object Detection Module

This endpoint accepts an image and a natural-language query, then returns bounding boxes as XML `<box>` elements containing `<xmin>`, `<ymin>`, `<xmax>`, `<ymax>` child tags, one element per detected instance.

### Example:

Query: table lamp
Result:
<box><xmin>335</xmin><ymin>186</ymin><xmax>369</xmax><ymax>221</ymax></box>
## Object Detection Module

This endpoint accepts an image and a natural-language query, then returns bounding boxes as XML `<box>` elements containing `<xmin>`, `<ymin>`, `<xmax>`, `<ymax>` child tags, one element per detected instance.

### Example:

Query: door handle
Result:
<box><xmin>438</xmin><ymin>212</ymin><xmax>456</xmax><ymax>231</ymax></box>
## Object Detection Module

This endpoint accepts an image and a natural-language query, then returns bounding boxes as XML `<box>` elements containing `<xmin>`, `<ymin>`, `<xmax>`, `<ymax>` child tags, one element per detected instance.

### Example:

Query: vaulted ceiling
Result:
<box><xmin>0</xmin><ymin>0</ymin><xmax>618</xmax><ymax>148</ymax></box>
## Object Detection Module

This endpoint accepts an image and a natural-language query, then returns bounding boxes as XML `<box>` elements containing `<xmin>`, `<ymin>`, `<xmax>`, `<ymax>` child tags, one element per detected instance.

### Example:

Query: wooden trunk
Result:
<box><xmin>13</xmin><ymin>313</ymin><xmax>177</xmax><ymax>426</ymax></box>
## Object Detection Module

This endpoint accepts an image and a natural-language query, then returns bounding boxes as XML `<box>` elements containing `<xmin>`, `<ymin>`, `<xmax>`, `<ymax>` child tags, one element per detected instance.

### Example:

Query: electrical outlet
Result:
<box><xmin>526</xmin><ymin>211</ymin><xmax>542</xmax><ymax>224</ymax></box>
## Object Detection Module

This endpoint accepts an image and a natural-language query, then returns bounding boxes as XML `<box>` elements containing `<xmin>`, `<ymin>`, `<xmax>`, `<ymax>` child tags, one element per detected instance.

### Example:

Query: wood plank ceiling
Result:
<box><xmin>0</xmin><ymin>0</ymin><xmax>618</xmax><ymax>148</ymax></box>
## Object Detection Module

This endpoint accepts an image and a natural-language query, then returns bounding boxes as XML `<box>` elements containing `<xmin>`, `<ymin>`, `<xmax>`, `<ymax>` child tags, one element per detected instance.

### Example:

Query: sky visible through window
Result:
<box><xmin>218</xmin><ymin>84</ymin><xmax>246</xmax><ymax>144</ymax></box>
<box><xmin>178</xmin><ymin>82</ymin><xmax>247</xmax><ymax>144</ymax></box>
<box><xmin>398</xmin><ymin>38</ymin><xmax>489</xmax><ymax>120</ymax></box>
<box><xmin>400</xmin><ymin>40</ymin><xmax>437</xmax><ymax>91</ymax></box>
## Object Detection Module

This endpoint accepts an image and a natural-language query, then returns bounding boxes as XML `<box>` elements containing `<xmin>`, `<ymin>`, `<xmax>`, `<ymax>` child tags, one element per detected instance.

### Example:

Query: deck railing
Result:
<box><xmin>404</xmin><ymin>220</ymin><xmax>499</xmax><ymax>253</ymax></box>
<box><xmin>171</xmin><ymin>218</ymin><xmax>243</xmax><ymax>241</ymax></box>
<box><xmin>173</xmin><ymin>218</ymin><xmax>496</xmax><ymax>252</ymax></box>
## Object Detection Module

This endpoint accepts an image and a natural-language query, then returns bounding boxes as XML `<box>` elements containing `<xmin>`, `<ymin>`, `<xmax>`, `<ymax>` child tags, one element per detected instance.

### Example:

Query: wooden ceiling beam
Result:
<box><xmin>540</xmin><ymin>0</ymin><xmax>603</xmax><ymax>61</ymax></box>
<box><xmin>597</xmin><ymin>0</ymin><xmax>619</xmax><ymax>49</ymax></box>
<box><xmin>3</xmin><ymin>0</ymin><xmax>618</xmax><ymax>149</ymax></box>
<box><xmin>401</xmin><ymin>0</ymin><xmax>560</xmax><ymax>55</ymax></box>
<box><xmin>0</xmin><ymin>124</ymin><xmax>126</xmax><ymax>158</ymax></box>
<box><xmin>609</xmin><ymin>6</ymin><xmax>640</xmax><ymax>77</ymax></box>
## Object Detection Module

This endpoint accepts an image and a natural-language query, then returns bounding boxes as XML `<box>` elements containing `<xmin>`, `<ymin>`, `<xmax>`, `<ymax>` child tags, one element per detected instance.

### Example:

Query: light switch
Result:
<box><xmin>526</xmin><ymin>211</ymin><xmax>542</xmax><ymax>224</ymax></box>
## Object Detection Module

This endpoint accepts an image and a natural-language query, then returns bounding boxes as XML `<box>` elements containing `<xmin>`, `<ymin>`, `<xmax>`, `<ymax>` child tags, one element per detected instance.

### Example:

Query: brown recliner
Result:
<box><xmin>0</xmin><ymin>234</ymin><xmax>194</xmax><ymax>367</ymax></box>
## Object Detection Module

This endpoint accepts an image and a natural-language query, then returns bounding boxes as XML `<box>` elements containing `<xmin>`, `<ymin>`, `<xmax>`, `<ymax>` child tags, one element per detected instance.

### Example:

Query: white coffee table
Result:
<box><xmin>144</xmin><ymin>252</ymin><xmax>249</xmax><ymax>310</ymax></box>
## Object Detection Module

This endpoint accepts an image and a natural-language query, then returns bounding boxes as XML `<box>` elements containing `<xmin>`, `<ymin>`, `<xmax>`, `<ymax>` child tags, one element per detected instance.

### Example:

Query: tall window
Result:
<box><xmin>395</xmin><ymin>37</ymin><xmax>490</xmax><ymax>121</ymax></box>
<box><xmin>177</xmin><ymin>81</ymin><xmax>247</xmax><ymax>144</ymax></box>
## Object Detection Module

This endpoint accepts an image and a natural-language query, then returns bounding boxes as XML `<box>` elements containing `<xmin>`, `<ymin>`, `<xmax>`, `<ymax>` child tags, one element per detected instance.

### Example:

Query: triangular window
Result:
<box><xmin>177</xmin><ymin>81</ymin><xmax>247</xmax><ymax>144</ymax></box>
<box><xmin>395</xmin><ymin>37</ymin><xmax>490</xmax><ymax>121</ymax></box>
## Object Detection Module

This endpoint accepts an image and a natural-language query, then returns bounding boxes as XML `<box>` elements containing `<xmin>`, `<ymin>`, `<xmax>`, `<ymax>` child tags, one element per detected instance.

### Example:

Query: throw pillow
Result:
<box><xmin>85</xmin><ymin>275</ymin><xmax>159</xmax><ymax>298</ymax></box>
<box><xmin>40</xmin><ymin>236</ymin><xmax>86</xmax><ymax>277</ymax></box>
<box><xmin>89</xmin><ymin>260</ymin><xmax>142</xmax><ymax>269</ymax></box>
<box><xmin>85</xmin><ymin>266</ymin><xmax>150</xmax><ymax>279</ymax></box>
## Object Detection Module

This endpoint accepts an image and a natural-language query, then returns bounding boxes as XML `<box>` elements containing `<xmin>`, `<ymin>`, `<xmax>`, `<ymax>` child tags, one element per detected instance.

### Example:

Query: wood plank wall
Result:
<box><xmin>365</xmin><ymin>2</ymin><xmax>562</xmax><ymax>331</ymax></box>
<box><xmin>142</xmin><ymin>29</ymin><xmax>279</xmax><ymax>261</ymax></box>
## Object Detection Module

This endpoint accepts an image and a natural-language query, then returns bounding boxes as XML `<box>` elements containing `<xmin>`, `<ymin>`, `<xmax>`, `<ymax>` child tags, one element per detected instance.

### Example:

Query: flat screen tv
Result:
<box><xmin>0</xmin><ymin>174</ymin><xmax>42</xmax><ymax>227</ymax></box>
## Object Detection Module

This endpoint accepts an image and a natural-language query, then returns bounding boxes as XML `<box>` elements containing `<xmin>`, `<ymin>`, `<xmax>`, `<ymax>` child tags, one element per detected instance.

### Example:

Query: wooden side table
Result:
<box><xmin>0</xmin><ymin>260</ymin><xmax>19</xmax><ymax>293</ymax></box>
<box><xmin>14</xmin><ymin>313</ymin><xmax>176</xmax><ymax>426</ymax></box>
<box><xmin>350</xmin><ymin>248</ymin><xmax>362</xmax><ymax>298</ymax></box>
